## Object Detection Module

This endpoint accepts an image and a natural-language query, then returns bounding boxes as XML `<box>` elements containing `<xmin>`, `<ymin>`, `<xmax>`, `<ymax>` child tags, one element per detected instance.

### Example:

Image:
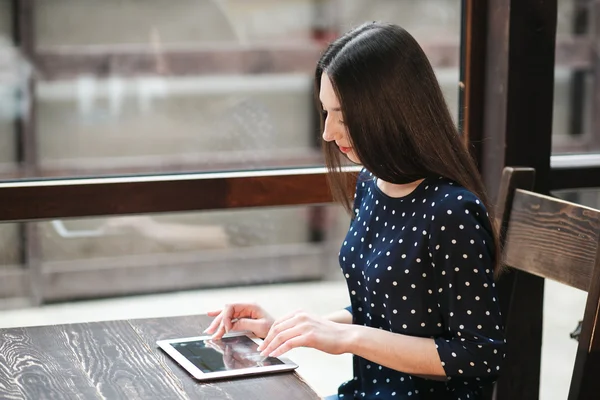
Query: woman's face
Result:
<box><xmin>319</xmin><ymin>73</ymin><xmax>360</xmax><ymax>164</ymax></box>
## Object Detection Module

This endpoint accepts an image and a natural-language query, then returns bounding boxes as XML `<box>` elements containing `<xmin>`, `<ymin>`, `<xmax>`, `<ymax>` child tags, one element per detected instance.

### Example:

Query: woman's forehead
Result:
<box><xmin>319</xmin><ymin>73</ymin><xmax>341</xmax><ymax>110</ymax></box>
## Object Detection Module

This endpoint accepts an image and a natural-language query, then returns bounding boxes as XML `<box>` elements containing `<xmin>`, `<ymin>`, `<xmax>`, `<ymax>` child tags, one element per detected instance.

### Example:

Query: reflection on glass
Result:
<box><xmin>172</xmin><ymin>335</ymin><xmax>283</xmax><ymax>372</ymax></box>
<box><xmin>0</xmin><ymin>0</ymin><xmax>30</xmax><ymax>177</ymax></box>
<box><xmin>553</xmin><ymin>188</ymin><xmax>600</xmax><ymax>209</ymax></box>
<box><xmin>0</xmin><ymin>223</ymin><xmax>26</xmax><ymax>304</ymax></box>
<box><xmin>0</xmin><ymin>2</ymin><xmax>11</xmax><ymax>38</ymax></box>
<box><xmin>0</xmin><ymin>224</ymin><xmax>22</xmax><ymax>268</ymax></box>
<box><xmin>37</xmin><ymin>80</ymin><xmax>315</xmax><ymax>175</ymax></box>
<box><xmin>0</xmin><ymin>204</ymin><xmax>348</xmax><ymax>302</ymax></box>
<box><xmin>39</xmin><ymin>206</ymin><xmax>327</xmax><ymax>261</ymax></box>
<box><xmin>552</xmin><ymin>0</ymin><xmax>597</xmax><ymax>154</ymax></box>
<box><xmin>19</xmin><ymin>0</ymin><xmax>463</xmax><ymax>179</ymax></box>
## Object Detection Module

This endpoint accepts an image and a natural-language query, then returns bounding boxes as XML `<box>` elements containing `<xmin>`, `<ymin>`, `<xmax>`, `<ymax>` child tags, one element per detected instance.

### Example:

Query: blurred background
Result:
<box><xmin>0</xmin><ymin>0</ymin><xmax>467</xmax><ymax>303</ymax></box>
<box><xmin>0</xmin><ymin>1</ymin><xmax>597</xmax><ymax>398</ymax></box>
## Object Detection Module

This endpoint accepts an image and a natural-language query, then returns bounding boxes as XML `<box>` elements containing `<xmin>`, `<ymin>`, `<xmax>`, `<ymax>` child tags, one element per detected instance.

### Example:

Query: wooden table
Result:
<box><xmin>0</xmin><ymin>314</ymin><xmax>322</xmax><ymax>400</ymax></box>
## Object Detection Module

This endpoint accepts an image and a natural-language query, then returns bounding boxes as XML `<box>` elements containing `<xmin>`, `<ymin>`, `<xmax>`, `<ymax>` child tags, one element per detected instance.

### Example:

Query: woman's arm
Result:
<box><xmin>258</xmin><ymin>311</ymin><xmax>444</xmax><ymax>380</ymax></box>
<box><xmin>344</xmin><ymin>325</ymin><xmax>446</xmax><ymax>380</ymax></box>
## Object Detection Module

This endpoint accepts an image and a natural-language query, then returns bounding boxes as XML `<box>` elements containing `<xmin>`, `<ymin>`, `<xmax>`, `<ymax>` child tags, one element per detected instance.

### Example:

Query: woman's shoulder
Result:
<box><xmin>354</xmin><ymin>167</ymin><xmax>374</xmax><ymax>194</ymax></box>
<box><xmin>357</xmin><ymin>167</ymin><xmax>374</xmax><ymax>183</ymax></box>
<box><xmin>352</xmin><ymin>167</ymin><xmax>374</xmax><ymax>211</ymax></box>
<box><xmin>426</xmin><ymin>178</ymin><xmax>489</xmax><ymax>218</ymax></box>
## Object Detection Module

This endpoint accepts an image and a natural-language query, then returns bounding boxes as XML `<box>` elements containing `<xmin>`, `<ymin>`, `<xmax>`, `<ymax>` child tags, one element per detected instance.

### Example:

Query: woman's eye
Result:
<box><xmin>321</xmin><ymin>110</ymin><xmax>344</xmax><ymax>125</ymax></box>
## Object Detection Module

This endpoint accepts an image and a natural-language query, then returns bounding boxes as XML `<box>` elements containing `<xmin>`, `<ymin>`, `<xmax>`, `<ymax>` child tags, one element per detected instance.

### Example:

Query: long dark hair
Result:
<box><xmin>315</xmin><ymin>22</ymin><xmax>502</xmax><ymax>276</ymax></box>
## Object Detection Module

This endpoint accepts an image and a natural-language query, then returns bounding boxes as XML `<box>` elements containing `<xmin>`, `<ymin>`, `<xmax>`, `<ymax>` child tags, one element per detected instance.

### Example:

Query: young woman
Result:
<box><xmin>204</xmin><ymin>22</ymin><xmax>505</xmax><ymax>399</ymax></box>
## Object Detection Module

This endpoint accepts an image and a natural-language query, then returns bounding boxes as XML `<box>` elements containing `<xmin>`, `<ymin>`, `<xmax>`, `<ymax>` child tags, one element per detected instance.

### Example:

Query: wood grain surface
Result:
<box><xmin>0</xmin><ymin>315</ymin><xmax>320</xmax><ymax>400</ymax></box>
<box><xmin>497</xmin><ymin>170</ymin><xmax>600</xmax><ymax>400</ymax></box>
<box><xmin>130</xmin><ymin>314</ymin><xmax>321</xmax><ymax>400</ymax></box>
<box><xmin>504</xmin><ymin>189</ymin><xmax>600</xmax><ymax>291</ymax></box>
<box><xmin>0</xmin><ymin>325</ymin><xmax>101</xmax><ymax>400</ymax></box>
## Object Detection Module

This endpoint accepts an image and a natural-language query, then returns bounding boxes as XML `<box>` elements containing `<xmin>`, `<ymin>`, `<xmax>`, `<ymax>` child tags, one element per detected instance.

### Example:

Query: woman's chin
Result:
<box><xmin>346</xmin><ymin>152</ymin><xmax>360</xmax><ymax>164</ymax></box>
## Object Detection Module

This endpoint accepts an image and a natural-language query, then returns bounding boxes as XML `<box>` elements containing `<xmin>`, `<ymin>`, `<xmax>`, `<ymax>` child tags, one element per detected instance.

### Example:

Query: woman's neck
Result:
<box><xmin>376</xmin><ymin>178</ymin><xmax>425</xmax><ymax>198</ymax></box>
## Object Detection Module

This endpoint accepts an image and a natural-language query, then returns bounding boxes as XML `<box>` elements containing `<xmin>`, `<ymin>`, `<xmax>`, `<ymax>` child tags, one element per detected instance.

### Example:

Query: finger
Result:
<box><xmin>262</xmin><ymin>309</ymin><xmax>305</xmax><ymax>344</ymax></box>
<box><xmin>258</xmin><ymin>313</ymin><xmax>299</xmax><ymax>351</ymax></box>
<box><xmin>208</xmin><ymin>303</ymin><xmax>264</xmax><ymax>338</ymax></box>
<box><xmin>203</xmin><ymin>313</ymin><xmax>223</xmax><ymax>334</ymax></box>
<box><xmin>211</xmin><ymin>320</ymin><xmax>228</xmax><ymax>340</ymax></box>
<box><xmin>220</xmin><ymin>305</ymin><xmax>237</xmax><ymax>333</ymax></box>
<box><xmin>259</xmin><ymin>325</ymin><xmax>305</xmax><ymax>357</ymax></box>
<box><xmin>210</xmin><ymin>304</ymin><xmax>237</xmax><ymax>339</ymax></box>
<box><xmin>205</xmin><ymin>304</ymin><xmax>244</xmax><ymax>334</ymax></box>
<box><xmin>269</xmin><ymin>336</ymin><xmax>306</xmax><ymax>358</ymax></box>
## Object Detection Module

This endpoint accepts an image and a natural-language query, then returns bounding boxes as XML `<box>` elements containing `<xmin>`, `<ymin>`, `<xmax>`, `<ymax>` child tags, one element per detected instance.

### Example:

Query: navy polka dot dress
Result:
<box><xmin>337</xmin><ymin>169</ymin><xmax>506</xmax><ymax>400</ymax></box>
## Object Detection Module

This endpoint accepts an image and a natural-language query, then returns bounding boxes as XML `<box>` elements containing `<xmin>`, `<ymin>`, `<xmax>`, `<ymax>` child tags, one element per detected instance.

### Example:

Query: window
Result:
<box><xmin>0</xmin><ymin>0</ymin><xmax>463</xmax><ymax>309</ymax></box>
<box><xmin>552</xmin><ymin>0</ymin><xmax>597</xmax><ymax>154</ymax></box>
<box><xmin>1</xmin><ymin>0</ymin><xmax>465</xmax><ymax>179</ymax></box>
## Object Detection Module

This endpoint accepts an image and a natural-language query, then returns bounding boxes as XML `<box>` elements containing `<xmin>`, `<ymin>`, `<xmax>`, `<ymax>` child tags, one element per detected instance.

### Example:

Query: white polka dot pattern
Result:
<box><xmin>336</xmin><ymin>169</ymin><xmax>505</xmax><ymax>400</ymax></box>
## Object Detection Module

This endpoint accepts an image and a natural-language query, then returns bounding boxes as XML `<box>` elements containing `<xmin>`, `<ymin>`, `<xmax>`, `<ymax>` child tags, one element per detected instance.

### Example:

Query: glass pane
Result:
<box><xmin>0</xmin><ymin>203</ymin><xmax>354</xmax><ymax>396</ymax></box>
<box><xmin>0</xmin><ymin>204</ymin><xmax>349</xmax><ymax>294</ymax></box>
<box><xmin>0</xmin><ymin>223</ymin><xmax>21</xmax><ymax>267</ymax></box>
<box><xmin>0</xmin><ymin>1</ymin><xmax>20</xmax><ymax>177</ymax></box>
<box><xmin>0</xmin><ymin>222</ymin><xmax>25</xmax><ymax>305</ymax></box>
<box><xmin>0</xmin><ymin>202</ymin><xmax>352</xmax><ymax>310</ymax></box>
<box><xmin>25</xmin><ymin>0</ymin><xmax>462</xmax><ymax>179</ymax></box>
<box><xmin>0</xmin><ymin>4</ymin><xmax>23</xmax><ymax>297</ymax></box>
<box><xmin>552</xmin><ymin>0</ymin><xmax>596</xmax><ymax>154</ymax></box>
<box><xmin>36</xmin><ymin>0</ymin><xmax>310</xmax><ymax>46</ymax></box>
<box><xmin>0</xmin><ymin>2</ymin><xmax>10</xmax><ymax>38</ymax></box>
<box><xmin>33</xmin><ymin>0</ymin><xmax>326</xmax><ymax>178</ymax></box>
<box><xmin>39</xmin><ymin>206</ymin><xmax>342</xmax><ymax>262</ymax></box>
<box><xmin>553</xmin><ymin>187</ymin><xmax>600</xmax><ymax>208</ymax></box>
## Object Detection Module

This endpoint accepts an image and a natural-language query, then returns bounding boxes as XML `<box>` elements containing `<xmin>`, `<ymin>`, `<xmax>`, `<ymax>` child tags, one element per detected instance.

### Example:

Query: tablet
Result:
<box><xmin>156</xmin><ymin>332</ymin><xmax>298</xmax><ymax>381</ymax></box>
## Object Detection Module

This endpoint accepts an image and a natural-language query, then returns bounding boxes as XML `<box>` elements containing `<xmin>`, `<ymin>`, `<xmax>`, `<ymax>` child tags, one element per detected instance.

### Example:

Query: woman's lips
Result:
<box><xmin>339</xmin><ymin>146</ymin><xmax>352</xmax><ymax>153</ymax></box>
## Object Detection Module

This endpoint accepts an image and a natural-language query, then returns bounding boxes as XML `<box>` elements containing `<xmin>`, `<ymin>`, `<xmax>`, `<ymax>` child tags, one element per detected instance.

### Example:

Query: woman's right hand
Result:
<box><xmin>203</xmin><ymin>303</ymin><xmax>275</xmax><ymax>340</ymax></box>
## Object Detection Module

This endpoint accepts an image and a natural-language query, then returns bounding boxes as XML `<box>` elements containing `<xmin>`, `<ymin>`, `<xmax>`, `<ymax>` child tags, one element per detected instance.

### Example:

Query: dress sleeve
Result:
<box><xmin>428</xmin><ymin>190</ymin><xmax>506</xmax><ymax>383</ymax></box>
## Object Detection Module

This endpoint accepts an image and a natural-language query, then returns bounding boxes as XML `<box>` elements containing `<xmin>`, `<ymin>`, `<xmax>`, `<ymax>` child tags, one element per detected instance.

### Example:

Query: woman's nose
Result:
<box><xmin>322</xmin><ymin>119</ymin><xmax>337</xmax><ymax>142</ymax></box>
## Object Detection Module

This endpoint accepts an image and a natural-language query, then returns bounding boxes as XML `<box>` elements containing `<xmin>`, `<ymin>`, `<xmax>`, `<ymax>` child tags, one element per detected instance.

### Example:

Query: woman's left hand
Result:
<box><xmin>257</xmin><ymin>311</ymin><xmax>350</xmax><ymax>357</ymax></box>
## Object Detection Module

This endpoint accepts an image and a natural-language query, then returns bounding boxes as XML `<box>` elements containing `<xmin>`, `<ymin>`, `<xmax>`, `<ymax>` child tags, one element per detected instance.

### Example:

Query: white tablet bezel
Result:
<box><xmin>156</xmin><ymin>331</ymin><xmax>298</xmax><ymax>381</ymax></box>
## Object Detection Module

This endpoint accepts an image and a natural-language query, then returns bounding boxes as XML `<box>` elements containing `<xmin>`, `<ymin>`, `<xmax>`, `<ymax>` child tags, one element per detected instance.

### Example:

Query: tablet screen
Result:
<box><xmin>170</xmin><ymin>335</ymin><xmax>284</xmax><ymax>373</ymax></box>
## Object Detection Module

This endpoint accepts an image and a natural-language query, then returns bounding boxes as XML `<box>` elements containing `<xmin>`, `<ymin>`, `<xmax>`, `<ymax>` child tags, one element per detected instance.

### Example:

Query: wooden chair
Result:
<box><xmin>491</xmin><ymin>167</ymin><xmax>600</xmax><ymax>400</ymax></box>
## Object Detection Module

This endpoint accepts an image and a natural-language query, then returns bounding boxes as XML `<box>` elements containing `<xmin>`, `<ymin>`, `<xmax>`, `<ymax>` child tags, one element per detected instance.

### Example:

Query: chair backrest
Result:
<box><xmin>493</xmin><ymin>167</ymin><xmax>600</xmax><ymax>400</ymax></box>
